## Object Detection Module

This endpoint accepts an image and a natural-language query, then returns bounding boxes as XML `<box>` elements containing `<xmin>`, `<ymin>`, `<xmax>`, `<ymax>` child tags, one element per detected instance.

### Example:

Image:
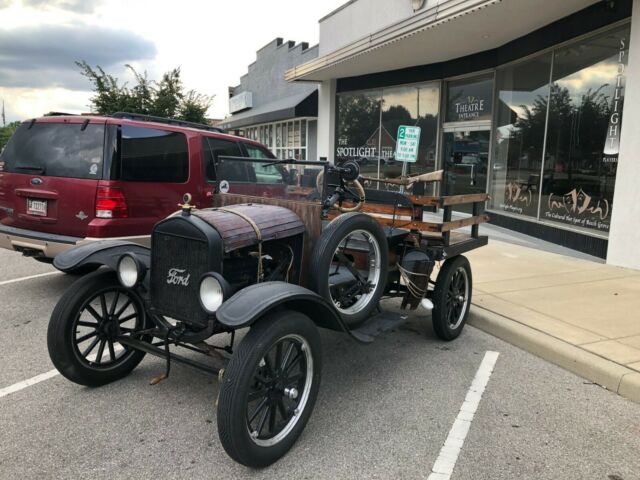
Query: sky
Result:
<box><xmin>0</xmin><ymin>0</ymin><xmax>347</xmax><ymax>123</ymax></box>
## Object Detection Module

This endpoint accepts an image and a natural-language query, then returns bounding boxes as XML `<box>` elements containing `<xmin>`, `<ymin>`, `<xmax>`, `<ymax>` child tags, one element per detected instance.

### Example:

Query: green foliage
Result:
<box><xmin>76</xmin><ymin>61</ymin><xmax>213</xmax><ymax>124</ymax></box>
<box><xmin>337</xmin><ymin>94</ymin><xmax>381</xmax><ymax>149</ymax></box>
<box><xmin>0</xmin><ymin>121</ymin><xmax>21</xmax><ymax>151</ymax></box>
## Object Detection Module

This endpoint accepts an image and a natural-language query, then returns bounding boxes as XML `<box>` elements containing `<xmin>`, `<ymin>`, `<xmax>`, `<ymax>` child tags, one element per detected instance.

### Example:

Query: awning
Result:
<box><xmin>285</xmin><ymin>0</ymin><xmax>599</xmax><ymax>82</ymax></box>
<box><xmin>220</xmin><ymin>91</ymin><xmax>318</xmax><ymax>130</ymax></box>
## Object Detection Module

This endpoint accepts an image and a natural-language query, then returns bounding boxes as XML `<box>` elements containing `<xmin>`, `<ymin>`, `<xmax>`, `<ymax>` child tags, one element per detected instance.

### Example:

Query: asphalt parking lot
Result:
<box><xmin>2</xmin><ymin>248</ymin><xmax>640</xmax><ymax>480</ymax></box>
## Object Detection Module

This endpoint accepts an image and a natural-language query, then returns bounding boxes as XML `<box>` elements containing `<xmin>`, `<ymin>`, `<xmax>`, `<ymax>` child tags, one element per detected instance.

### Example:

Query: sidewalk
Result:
<box><xmin>464</xmin><ymin>239</ymin><xmax>640</xmax><ymax>403</ymax></box>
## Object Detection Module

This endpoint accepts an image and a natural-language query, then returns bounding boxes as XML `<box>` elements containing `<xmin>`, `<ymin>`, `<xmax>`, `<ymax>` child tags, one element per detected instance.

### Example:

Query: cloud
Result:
<box><xmin>0</xmin><ymin>24</ymin><xmax>157</xmax><ymax>89</ymax></box>
<box><xmin>1</xmin><ymin>0</ymin><xmax>103</xmax><ymax>13</ymax></box>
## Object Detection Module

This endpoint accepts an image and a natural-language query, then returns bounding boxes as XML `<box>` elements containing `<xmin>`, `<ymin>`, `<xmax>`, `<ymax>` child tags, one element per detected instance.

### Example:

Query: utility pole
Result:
<box><xmin>1</xmin><ymin>100</ymin><xmax>5</xmax><ymax>127</ymax></box>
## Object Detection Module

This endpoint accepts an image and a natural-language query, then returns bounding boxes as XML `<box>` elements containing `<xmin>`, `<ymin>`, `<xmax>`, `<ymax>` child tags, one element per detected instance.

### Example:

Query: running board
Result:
<box><xmin>350</xmin><ymin>310</ymin><xmax>409</xmax><ymax>343</ymax></box>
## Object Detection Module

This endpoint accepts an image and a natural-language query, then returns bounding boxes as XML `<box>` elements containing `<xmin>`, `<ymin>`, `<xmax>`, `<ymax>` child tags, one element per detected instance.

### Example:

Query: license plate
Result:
<box><xmin>27</xmin><ymin>198</ymin><xmax>47</xmax><ymax>216</ymax></box>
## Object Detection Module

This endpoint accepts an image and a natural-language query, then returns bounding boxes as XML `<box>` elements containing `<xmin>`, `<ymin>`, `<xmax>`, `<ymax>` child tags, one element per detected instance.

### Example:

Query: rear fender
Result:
<box><xmin>53</xmin><ymin>240</ymin><xmax>150</xmax><ymax>273</ymax></box>
<box><xmin>216</xmin><ymin>281</ymin><xmax>368</xmax><ymax>342</ymax></box>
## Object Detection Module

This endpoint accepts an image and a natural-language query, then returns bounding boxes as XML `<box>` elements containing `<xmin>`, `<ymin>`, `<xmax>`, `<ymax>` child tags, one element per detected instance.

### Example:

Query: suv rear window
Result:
<box><xmin>119</xmin><ymin>125</ymin><xmax>189</xmax><ymax>183</ymax></box>
<box><xmin>0</xmin><ymin>122</ymin><xmax>105</xmax><ymax>179</ymax></box>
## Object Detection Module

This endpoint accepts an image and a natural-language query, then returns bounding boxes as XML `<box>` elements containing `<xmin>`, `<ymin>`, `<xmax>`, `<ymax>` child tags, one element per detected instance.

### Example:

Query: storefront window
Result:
<box><xmin>336</xmin><ymin>83</ymin><xmax>439</xmax><ymax>181</ymax></box>
<box><xmin>336</xmin><ymin>90</ymin><xmax>382</xmax><ymax>172</ymax></box>
<box><xmin>489</xmin><ymin>53</ymin><xmax>553</xmax><ymax>218</ymax></box>
<box><xmin>301</xmin><ymin>120</ymin><xmax>307</xmax><ymax>147</ymax></box>
<box><xmin>381</xmin><ymin>84</ymin><xmax>439</xmax><ymax>177</ymax></box>
<box><xmin>489</xmin><ymin>23</ymin><xmax>629</xmax><ymax>235</ymax></box>
<box><xmin>540</xmin><ymin>25</ymin><xmax>629</xmax><ymax>234</ymax></box>
<box><xmin>445</xmin><ymin>74</ymin><xmax>494</xmax><ymax>123</ymax></box>
<box><xmin>243</xmin><ymin>119</ymin><xmax>311</xmax><ymax>160</ymax></box>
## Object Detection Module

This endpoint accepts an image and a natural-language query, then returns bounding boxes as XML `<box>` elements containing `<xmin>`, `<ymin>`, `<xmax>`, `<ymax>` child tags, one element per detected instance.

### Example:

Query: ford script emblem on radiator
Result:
<box><xmin>167</xmin><ymin>268</ymin><xmax>191</xmax><ymax>286</ymax></box>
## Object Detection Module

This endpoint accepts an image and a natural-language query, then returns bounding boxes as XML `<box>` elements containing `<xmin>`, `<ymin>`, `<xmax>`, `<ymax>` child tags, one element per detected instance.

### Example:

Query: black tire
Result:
<box><xmin>432</xmin><ymin>255</ymin><xmax>472</xmax><ymax>341</ymax></box>
<box><xmin>217</xmin><ymin>310</ymin><xmax>322</xmax><ymax>468</ymax></box>
<box><xmin>309</xmin><ymin>212</ymin><xmax>388</xmax><ymax>327</ymax></box>
<box><xmin>33</xmin><ymin>257</ymin><xmax>54</xmax><ymax>264</ymax></box>
<box><xmin>47</xmin><ymin>270</ymin><xmax>147</xmax><ymax>387</ymax></box>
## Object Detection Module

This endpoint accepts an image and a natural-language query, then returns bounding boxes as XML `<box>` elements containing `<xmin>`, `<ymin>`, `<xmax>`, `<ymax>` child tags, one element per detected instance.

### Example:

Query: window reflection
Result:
<box><xmin>540</xmin><ymin>26</ymin><xmax>628</xmax><ymax>234</ymax></box>
<box><xmin>336</xmin><ymin>83</ymin><xmax>439</xmax><ymax>187</ymax></box>
<box><xmin>489</xmin><ymin>24</ymin><xmax>630</xmax><ymax>236</ymax></box>
<box><xmin>489</xmin><ymin>53</ymin><xmax>553</xmax><ymax>218</ymax></box>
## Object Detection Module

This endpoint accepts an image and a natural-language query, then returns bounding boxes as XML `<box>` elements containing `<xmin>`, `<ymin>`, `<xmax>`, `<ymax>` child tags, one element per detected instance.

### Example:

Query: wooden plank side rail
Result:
<box><xmin>440</xmin><ymin>214</ymin><xmax>490</xmax><ymax>232</ymax></box>
<box><xmin>359</xmin><ymin>169</ymin><xmax>444</xmax><ymax>187</ymax></box>
<box><xmin>327</xmin><ymin>211</ymin><xmax>490</xmax><ymax>235</ymax></box>
<box><xmin>404</xmin><ymin>193</ymin><xmax>489</xmax><ymax>208</ymax></box>
<box><xmin>336</xmin><ymin>201</ymin><xmax>416</xmax><ymax>218</ymax></box>
<box><xmin>440</xmin><ymin>193</ymin><xmax>490</xmax><ymax>207</ymax></box>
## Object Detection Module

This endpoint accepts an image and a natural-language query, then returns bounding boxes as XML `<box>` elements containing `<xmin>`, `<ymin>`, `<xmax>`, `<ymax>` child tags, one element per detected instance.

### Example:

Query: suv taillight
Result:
<box><xmin>96</xmin><ymin>185</ymin><xmax>128</xmax><ymax>219</ymax></box>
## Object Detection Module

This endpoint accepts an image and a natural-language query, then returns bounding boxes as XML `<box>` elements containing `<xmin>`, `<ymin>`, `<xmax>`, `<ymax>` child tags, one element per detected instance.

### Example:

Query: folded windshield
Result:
<box><xmin>216</xmin><ymin>157</ymin><xmax>327</xmax><ymax>203</ymax></box>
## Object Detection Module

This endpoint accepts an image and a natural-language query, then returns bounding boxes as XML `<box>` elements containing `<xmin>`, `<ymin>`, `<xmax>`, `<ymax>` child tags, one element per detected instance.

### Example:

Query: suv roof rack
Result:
<box><xmin>111</xmin><ymin>112</ymin><xmax>226</xmax><ymax>133</ymax></box>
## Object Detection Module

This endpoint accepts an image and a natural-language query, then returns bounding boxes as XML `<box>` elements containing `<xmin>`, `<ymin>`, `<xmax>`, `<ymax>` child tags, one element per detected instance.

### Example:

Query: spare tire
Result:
<box><xmin>309</xmin><ymin>212</ymin><xmax>388</xmax><ymax>327</ymax></box>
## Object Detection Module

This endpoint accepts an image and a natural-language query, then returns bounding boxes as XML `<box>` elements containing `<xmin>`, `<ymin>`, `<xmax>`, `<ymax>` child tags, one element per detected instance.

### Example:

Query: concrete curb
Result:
<box><xmin>468</xmin><ymin>305</ymin><xmax>640</xmax><ymax>404</ymax></box>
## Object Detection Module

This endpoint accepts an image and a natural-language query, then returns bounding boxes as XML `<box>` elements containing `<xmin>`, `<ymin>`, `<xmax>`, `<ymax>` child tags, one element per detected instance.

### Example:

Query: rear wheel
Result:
<box><xmin>309</xmin><ymin>213</ymin><xmax>388</xmax><ymax>327</ymax></box>
<box><xmin>47</xmin><ymin>270</ymin><xmax>148</xmax><ymax>386</ymax></box>
<box><xmin>431</xmin><ymin>255</ymin><xmax>472</xmax><ymax>341</ymax></box>
<box><xmin>217</xmin><ymin>310</ymin><xmax>322</xmax><ymax>468</ymax></box>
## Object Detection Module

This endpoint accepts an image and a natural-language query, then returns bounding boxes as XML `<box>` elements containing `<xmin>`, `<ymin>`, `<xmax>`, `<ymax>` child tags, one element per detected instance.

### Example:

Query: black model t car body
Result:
<box><xmin>47</xmin><ymin>157</ymin><xmax>488</xmax><ymax>467</ymax></box>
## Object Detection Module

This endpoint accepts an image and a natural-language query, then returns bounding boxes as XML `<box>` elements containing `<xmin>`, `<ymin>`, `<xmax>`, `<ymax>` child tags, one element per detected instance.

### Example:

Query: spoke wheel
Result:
<box><xmin>71</xmin><ymin>285</ymin><xmax>144</xmax><ymax>369</ymax></box>
<box><xmin>431</xmin><ymin>255</ymin><xmax>472</xmax><ymax>341</ymax></box>
<box><xmin>48</xmin><ymin>271</ymin><xmax>148</xmax><ymax>387</ymax></box>
<box><xmin>217</xmin><ymin>310</ymin><xmax>322</xmax><ymax>468</ymax></box>
<box><xmin>246</xmin><ymin>334</ymin><xmax>313</xmax><ymax>446</ymax></box>
<box><xmin>310</xmin><ymin>212</ymin><xmax>389</xmax><ymax>327</ymax></box>
<box><xmin>328</xmin><ymin>229</ymin><xmax>382</xmax><ymax>317</ymax></box>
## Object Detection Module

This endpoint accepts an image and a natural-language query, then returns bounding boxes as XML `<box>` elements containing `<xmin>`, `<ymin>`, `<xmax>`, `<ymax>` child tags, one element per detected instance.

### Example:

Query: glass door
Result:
<box><xmin>442</xmin><ymin>129</ymin><xmax>490</xmax><ymax>213</ymax></box>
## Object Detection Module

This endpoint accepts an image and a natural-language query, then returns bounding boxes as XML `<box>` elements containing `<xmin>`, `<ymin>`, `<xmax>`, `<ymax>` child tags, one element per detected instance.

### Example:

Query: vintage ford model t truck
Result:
<box><xmin>47</xmin><ymin>156</ymin><xmax>488</xmax><ymax>467</ymax></box>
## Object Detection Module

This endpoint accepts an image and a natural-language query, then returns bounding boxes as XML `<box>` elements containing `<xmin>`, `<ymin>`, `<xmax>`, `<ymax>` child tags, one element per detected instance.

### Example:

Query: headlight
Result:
<box><xmin>199</xmin><ymin>273</ymin><xmax>229</xmax><ymax>313</ymax></box>
<box><xmin>117</xmin><ymin>253</ymin><xmax>146</xmax><ymax>288</ymax></box>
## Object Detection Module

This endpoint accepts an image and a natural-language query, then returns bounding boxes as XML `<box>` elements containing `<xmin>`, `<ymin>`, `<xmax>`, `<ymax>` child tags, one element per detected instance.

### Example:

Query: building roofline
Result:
<box><xmin>319</xmin><ymin>0</ymin><xmax>360</xmax><ymax>23</ymax></box>
<box><xmin>257</xmin><ymin>37</ymin><xmax>284</xmax><ymax>54</ymax></box>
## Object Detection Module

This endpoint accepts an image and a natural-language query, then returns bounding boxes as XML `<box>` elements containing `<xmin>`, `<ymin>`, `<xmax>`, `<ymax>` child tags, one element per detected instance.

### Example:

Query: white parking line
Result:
<box><xmin>0</xmin><ymin>346</ymin><xmax>126</xmax><ymax>399</ymax></box>
<box><xmin>0</xmin><ymin>271</ymin><xmax>62</xmax><ymax>286</ymax></box>
<box><xmin>428</xmin><ymin>351</ymin><xmax>500</xmax><ymax>480</ymax></box>
<box><xmin>0</xmin><ymin>369</ymin><xmax>59</xmax><ymax>399</ymax></box>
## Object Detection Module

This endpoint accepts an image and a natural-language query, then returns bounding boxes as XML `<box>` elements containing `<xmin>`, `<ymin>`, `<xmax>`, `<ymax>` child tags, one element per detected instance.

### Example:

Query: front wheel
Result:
<box><xmin>217</xmin><ymin>310</ymin><xmax>322</xmax><ymax>468</ymax></box>
<box><xmin>47</xmin><ymin>270</ymin><xmax>148</xmax><ymax>387</ymax></box>
<box><xmin>431</xmin><ymin>255</ymin><xmax>472</xmax><ymax>341</ymax></box>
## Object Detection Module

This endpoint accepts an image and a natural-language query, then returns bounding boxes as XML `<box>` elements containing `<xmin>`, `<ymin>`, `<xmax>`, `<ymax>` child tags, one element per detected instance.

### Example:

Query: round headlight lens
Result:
<box><xmin>117</xmin><ymin>254</ymin><xmax>139</xmax><ymax>288</ymax></box>
<box><xmin>199</xmin><ymin>275</ymin><xmax>224</xmax><ymax>313</ymax></box>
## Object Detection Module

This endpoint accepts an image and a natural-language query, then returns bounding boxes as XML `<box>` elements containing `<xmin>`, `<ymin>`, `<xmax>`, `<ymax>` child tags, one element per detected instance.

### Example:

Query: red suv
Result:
<box><xmin>0</xmin><ymin>113</ymin><xmax>280</xmax><ymax>269</ymax></box>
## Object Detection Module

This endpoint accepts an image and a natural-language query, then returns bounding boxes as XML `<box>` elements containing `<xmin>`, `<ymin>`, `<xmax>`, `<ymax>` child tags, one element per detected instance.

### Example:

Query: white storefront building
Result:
<box><xmin>286</xmin><ymin>0</ymin><xmax>640</xmax><ymax>269</ymax></box>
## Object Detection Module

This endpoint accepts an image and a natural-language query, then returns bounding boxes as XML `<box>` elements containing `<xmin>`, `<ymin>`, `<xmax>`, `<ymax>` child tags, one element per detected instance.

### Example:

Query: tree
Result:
<box><xmin>0</xmin><ymin>121</ymin><xmax>20</xmax><ymax>151</ymax></box>
<box><xmin>76</xmin><ymin>61</ymin><xmax>213</xmax><ymax>124</ymax></box>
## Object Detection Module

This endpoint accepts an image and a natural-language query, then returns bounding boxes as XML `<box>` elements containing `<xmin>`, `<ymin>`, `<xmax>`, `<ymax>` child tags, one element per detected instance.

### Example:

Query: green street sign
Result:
<box><xmin>395</xmin><ymin>125</ymin><xmax>421</xmax><ymax>163</ymax></box>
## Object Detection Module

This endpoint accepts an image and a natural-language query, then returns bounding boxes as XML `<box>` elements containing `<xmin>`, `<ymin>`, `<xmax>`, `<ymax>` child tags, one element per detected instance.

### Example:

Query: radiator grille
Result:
<box><xmin>151</xmin><ymin>232</ymin><xmax>210</xmax><ymax>327</ymax></box>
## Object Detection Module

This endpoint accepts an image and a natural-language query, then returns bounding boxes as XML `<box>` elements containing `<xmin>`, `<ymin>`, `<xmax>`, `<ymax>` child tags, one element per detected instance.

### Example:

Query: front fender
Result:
<box><xmin>216</xmin><ymin>281</ymin><xmax>351</xmax><ymax>334</ymax></box>
<box><xmin>53</xmin><ymin>240</ymin><xmax>150</xmax><ymax>273</ymax></box>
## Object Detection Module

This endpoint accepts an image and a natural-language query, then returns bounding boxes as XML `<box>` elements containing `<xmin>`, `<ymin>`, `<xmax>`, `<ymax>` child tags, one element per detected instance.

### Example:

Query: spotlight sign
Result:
<box><xmin>603</xmin><ymin>36</ymin><xmax>628</xmax><ymax>164</ymax></box>
<box><xmin>395</xmin><ymin>125</ymin><xmax>421</xmax><ymax>162</ymax></box>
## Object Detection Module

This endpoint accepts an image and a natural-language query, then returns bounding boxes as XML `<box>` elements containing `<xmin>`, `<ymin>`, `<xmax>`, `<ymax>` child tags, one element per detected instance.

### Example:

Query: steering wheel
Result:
<box><xmin>317</xmin><ymin>161</ymin><xmax>366</xmax><ymax>213</ymax></box>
